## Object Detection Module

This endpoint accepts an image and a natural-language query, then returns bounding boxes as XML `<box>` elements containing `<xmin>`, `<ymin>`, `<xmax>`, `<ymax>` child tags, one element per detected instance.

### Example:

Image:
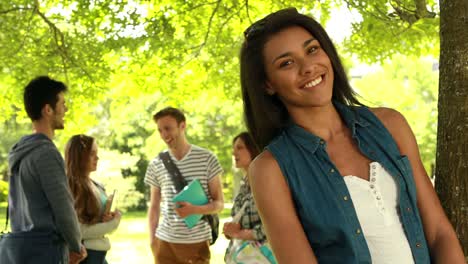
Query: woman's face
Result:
<box><xmin>86</xmin><ymin>141</ymin><xmax>99</xmax><ymax>173</ymax></box>
<box><xmin>263</xmin><ymin>26</ymin><xmax>334</xmax><ymax>112</ymax></box>
<box><xmin>233</xmin><ymin>137</ymin><xmax>253</xmax><ymax>171</ymax></box>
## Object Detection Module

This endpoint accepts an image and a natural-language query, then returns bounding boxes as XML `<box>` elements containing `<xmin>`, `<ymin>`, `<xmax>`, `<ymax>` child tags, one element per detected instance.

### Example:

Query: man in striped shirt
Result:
<box><xmin>145</xmin><ymin>107</ymin><xmax>224</xmax><ymax>264</ymax></box>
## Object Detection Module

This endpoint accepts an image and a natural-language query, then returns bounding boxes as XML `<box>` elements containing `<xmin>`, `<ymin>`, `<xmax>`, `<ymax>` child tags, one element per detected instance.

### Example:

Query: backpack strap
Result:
<box><xmin>158</xmin><ymin>151</ymin><xmax>187</xmax><ymax>192</ymax></box>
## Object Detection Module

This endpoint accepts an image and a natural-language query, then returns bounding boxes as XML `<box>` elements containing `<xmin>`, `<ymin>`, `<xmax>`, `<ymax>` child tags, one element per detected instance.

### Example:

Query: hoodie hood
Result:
<box><xmin>8</xmin><ymin>133</ymin><xmax>53</xmax><ymax>174</ymax></box>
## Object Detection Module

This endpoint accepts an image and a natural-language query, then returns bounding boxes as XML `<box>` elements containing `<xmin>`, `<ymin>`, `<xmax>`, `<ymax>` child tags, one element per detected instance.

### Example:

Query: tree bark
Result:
<box><xmin>436</xmin><ymin>0</ymin><xmax>468</xmax><ymax>259</ymax></box>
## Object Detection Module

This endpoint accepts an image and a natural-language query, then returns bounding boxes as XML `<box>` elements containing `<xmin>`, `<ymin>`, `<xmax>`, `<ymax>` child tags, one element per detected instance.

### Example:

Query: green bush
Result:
<box><xmin>96</xmin><ymin>174</ymin><xmax>144</xmax><ymax>212</ymax></box>
<box><xmin>0</xmin><ymin>180</ymin><xmax>8</xmax><ymax>203</ymax></box>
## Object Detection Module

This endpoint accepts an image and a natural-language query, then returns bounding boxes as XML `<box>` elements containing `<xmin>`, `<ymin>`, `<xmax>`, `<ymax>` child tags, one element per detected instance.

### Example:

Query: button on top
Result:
<box><xmin>415</xmin><ymin>242</ymin><xmax>421</xmax><ymax>248</ymax></box>
<box><xmin>343</xmin><ymin>196</ymin><xmax>349</xmax><ymax>201</ymax></box>
<box><xmin>330</xmin><ymin>168</ymin><xmax>335</xmax><ymax>173</ymax></box>
<box><xmin>356</xmin><ymin>228</ymin><xmax>361</xmax><ymax>234</ymax></box>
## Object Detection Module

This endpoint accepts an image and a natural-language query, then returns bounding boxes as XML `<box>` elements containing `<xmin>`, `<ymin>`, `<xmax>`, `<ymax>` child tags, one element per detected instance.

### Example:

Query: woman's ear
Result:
<box><xmin>264</xmin><ymin>81</ymin><xmax>276</xmax><ymax>95</ymax></box>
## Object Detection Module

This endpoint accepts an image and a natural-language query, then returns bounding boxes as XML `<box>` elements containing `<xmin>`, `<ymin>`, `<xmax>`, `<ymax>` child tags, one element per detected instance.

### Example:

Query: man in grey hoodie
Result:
<box><xmin>4</xmin><ymin>76</ymin><xmax>86</xmax><ymax>263</ymax></box>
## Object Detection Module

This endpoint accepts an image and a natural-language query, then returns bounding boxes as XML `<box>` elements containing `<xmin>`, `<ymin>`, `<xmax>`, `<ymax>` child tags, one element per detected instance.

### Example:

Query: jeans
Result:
<box><xmin>0</xmin><ymin>231</ymin><xmax>67</xmax><ymax>264</ymax></box>
<box><xmin>81</xmin><ymin>249</ymin><xmax>108</xmax><ymax>264</ymax></box>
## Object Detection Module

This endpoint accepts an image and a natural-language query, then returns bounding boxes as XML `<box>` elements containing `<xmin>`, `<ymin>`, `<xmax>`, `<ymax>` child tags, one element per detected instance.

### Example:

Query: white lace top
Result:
<box><xmin>343</xmin><ymin>162</ymin><xmax>415</xmax><ymax>263</ymax></box>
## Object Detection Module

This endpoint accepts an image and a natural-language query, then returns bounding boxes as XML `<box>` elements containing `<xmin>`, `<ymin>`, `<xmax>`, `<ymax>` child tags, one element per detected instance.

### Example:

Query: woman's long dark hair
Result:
<box><xmin>240</xmin><ymin>8</ymin><xmax>362</xmax><ymax>149</ymax></box>
<box><xmin>233</xmin><ymin>131</ymin><xmax>260</xmax><ymax>160</ymax></box>
<box><xmin>65</xmin><ymin>134</ymin><xmax>101</xmax><ymax>224</ymax></box>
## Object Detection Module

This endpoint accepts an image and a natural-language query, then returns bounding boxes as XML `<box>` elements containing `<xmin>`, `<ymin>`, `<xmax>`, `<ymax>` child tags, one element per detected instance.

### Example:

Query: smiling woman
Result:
<box><xmin>240</xmin><ymin>7</ymin><xmax>465</xmax><ymax>264</ymax></box>
<box><xmin>263</xmin><ymin>26</ymin><xmax>334</xmax><ymax>110</ymax></box>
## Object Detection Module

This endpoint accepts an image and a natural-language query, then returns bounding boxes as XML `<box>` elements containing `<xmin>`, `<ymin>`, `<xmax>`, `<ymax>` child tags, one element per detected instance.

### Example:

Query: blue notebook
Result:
<box><xmin>172</xmin><ymin>179</ymin><xmax>209</xmax><ymax>228</ymax></box>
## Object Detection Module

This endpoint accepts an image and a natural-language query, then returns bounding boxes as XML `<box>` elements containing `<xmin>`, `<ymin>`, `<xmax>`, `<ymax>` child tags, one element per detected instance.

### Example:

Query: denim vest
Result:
<box><xmin>266</xmin><ymin>102</ymin><xmax>431</xmax><ymax>263</ymax></box>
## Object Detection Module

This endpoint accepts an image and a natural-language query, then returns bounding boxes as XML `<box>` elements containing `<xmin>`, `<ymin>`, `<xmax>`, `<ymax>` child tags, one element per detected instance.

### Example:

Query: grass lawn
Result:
<box><xmin>107</xmin><ymin>209</ymin><xmax>231</xmax><ymax>264</ymax></box>
<box><xmin>0</xmin><ymin>203</ymin><xmax>231</xmax><ymax>263</ymax></box>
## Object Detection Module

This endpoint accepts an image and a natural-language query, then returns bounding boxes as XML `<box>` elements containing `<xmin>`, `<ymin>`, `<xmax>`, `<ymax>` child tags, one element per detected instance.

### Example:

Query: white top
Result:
<box><xmin>144</xmin><ymin>145</ymin><xmax>223</xmax><ymax>243</ymax></box>
<box><xmin>80</xmin><ymin>182</ymin><xmax>120</xmax><ymax>251</ymax></box>
<box><xmin>344</xmin><ymin>162</ymin><xmax>415</xmax><ymax>264</ymax></box>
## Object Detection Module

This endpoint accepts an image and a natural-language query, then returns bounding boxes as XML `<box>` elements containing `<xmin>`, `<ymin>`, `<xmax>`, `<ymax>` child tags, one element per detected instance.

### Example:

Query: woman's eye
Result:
<box><xmin>279</xmin><ymin>60</ymin><xmax>293</xmax><ymax>68</ymax></box>
<box><xmin>308</xmin><ymin>46</ymin><xmax>319</xmax><ymax>54</ymax></box>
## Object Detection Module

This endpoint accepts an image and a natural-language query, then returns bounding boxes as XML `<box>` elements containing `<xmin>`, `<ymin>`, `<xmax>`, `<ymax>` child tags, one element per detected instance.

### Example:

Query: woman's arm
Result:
<box><xmin>80</xmin><ymin>212</ymin><xmax>121</xmax><ymax>239</ymax></box>
<box><xmin>223</xmin><ymin>222</ymin><xmax>256</xmax><ymax>240</ymax></box>
<box><xmin>373</xmin><ymin>107</ymin><xmax>465</xmax><ymax>263</ymax></box>
<box><xmin>249</xmin><ymin>151</ymin><xmax>318</xmax><ymax>264</ymax></box>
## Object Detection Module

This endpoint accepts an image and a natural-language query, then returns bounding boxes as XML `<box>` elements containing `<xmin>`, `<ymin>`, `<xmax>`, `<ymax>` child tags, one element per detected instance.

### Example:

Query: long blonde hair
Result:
<box><xmin>65</xmin><ymin>134</ymin><xmax>101</xmax><ymax>224</ymax></box>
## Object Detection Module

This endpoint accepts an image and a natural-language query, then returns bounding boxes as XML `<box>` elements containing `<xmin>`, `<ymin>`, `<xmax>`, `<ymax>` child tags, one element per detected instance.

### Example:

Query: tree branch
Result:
<box><xmin>189</xmin><ymin>1</ymin><xmax>220</xmax><ymax>11</ymax></box>
<box><xmin>0</xmin><ymin>7</ymin><xmax>32</xmax><ymax>14</ymax></box>
<box><xmin>390</xmin><ymin>1</ymin><xmax>418</xmax><ymax>25</ymax></box>
<box><xmin>34</xmin><ymin>0</ymin><xmax>69</xmax><ymax>79</ymax></box>
<box><xmin>245</xmin><ymin>0</ymin><xmax>254</xmax><ymax>24</ymax></box>
<box><xmin>214</xmin><ymin>3</ymin><xmax>246</xmax><ymax>41</ymax></box>
<box><xmin>344</xmin><ymin>0</ymin><xmax>436</xmax><ymax>28</ymax></box>
<box><xmin>181</xmin><ymin>0</ymin><xmax>222</xmax><ymax>67</ymax></box>
<box><xmin>343</xmin><ymin>0</ymin><xmax>391</xmax><ymax>23</ymax></box>
<box><xmin>12</xmin><ymin>7</ymin><xmax>36</xmax><ymax>55</ymax></box>
<box><xmin>33</xmin><ymin>0</ymin><xmax>94</xmax><ymax>82</ymax></box>
<box><xmin>390</xmin><ymin>0</ymin><xmax>436</xmax><ymax>25</ymax></box>
<box><xmin>414</xmin><ymin>0</ymin><xmax>436</xmax><ymax>18</ymax></box>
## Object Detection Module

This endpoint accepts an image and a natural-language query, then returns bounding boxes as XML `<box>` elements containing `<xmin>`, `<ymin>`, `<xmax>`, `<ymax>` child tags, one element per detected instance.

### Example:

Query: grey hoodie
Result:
<box><xmin>8</xmin><ymin>133</ymin><xmax>81</xmax><ymax>253</ymax></box>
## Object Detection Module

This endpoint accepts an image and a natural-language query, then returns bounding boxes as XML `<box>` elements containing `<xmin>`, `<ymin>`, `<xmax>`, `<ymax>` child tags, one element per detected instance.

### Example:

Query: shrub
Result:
<box><xmin>0</xmin><ymin>180</ymin><xmax>8</xmax><ymax>203</ymax></box>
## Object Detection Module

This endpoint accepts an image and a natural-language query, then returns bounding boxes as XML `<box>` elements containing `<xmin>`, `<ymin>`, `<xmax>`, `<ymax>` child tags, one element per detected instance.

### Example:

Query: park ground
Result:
<box><xmin>0</xmin><ymin>203</ymin><xmax>231</xmax><ymax>263</ymax></box>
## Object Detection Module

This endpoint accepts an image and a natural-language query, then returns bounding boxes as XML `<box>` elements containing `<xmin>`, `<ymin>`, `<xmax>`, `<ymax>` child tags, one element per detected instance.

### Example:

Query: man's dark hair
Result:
<box><xmin>23</xmin><ymin>76</ymin><xmax>68</xmax><ymax>121</ymax></box>
<box><xmin>153</xmin><ymin>107</ymin><xmax>186</xmax><ymax>124</ymax></box>
<box><xmin>240</xmin><ymin>8</ymin><xmax>362</xmax><ymax>149</ymax></box>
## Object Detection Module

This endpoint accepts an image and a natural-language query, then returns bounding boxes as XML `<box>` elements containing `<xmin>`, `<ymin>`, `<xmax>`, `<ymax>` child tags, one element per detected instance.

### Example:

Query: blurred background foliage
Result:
<box><xmin>0</xmin><ymin>0</ymin><xmax>440</xmax><ymax>209</ymax></box>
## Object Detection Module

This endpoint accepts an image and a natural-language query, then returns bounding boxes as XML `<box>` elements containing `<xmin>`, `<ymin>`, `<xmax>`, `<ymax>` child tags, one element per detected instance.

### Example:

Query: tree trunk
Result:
<box><xmin>436</xmin><ymin>0</ymin><xmax>468</xmax><ymax>259</ymax></box>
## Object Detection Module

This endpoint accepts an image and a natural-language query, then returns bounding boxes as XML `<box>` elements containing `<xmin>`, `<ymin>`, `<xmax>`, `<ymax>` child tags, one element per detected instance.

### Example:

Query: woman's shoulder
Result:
<box><xmin>249</xmin><ymin>150</ymin><xmax>282</xmax><ymax>182</ymax></box>
<box><xmin>368</xmin><ymin>107</ymin><xmax>413</xmax><ymax>146</ymax></box>
<box><xmin>251</xmin><ymin>150</ymin><xmax>278</xmax><ymax>169</ymax></box>
<box><xmin>368</xmin><ymin>107</ymin><xmax>408</xmax><ymax>129</ymax></box>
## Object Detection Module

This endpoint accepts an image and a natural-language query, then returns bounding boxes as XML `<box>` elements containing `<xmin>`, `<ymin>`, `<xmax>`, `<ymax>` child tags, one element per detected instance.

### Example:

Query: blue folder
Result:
<box><xmin>172</xmin><ymin>179</ymin><xmax>209</xmax><ymax>228</ymax></box>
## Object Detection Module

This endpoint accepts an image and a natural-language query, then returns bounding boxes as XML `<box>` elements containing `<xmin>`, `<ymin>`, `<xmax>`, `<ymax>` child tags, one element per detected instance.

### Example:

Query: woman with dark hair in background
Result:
<box><xmin>240</xmin><ymin>7</ymin><xmax>465</xmax><ymax>264</ymax></box>
<box><xmin>65</xmin><ymin>134</ymin><xmax>121</xmax><ymax>264</ymax></box>
<box><xmin>224</xmin><ymin>132</ymin><xmax>275</xmax><ymax>263</ymax></box>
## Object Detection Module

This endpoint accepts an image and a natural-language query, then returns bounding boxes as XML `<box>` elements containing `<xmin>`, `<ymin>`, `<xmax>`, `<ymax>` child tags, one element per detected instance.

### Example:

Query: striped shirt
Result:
<box><xmin>144</xmin><ymin>145</ymin><xmax>223</xmax><ymax>243</ymax></box>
